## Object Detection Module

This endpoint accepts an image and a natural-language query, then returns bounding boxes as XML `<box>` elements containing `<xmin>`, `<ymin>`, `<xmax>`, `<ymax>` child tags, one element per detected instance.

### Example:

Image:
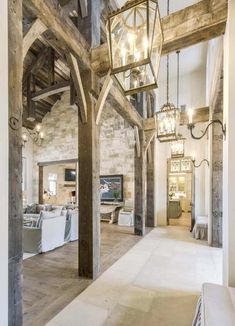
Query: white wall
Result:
<box><xmin>157</xmin><ymin>69</ymin><xmax>207</xmax><ymax>110</ymax></box>
<box><xmin>223</xmin><ymin>0</ymin><xmax>235</xmax><ymax>287</ymax></box>
<box><xmin>0</xmin><ymin>0</ymin><xmax>8</xmax><ymax>323</ymax></box>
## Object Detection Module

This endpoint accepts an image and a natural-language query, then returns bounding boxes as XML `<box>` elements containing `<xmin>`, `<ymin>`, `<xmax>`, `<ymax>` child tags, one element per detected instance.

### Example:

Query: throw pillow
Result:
<box><xmin>26</xmin><ymin>203</ymin><xmax>37</xmax><ymax>214</ymax></box>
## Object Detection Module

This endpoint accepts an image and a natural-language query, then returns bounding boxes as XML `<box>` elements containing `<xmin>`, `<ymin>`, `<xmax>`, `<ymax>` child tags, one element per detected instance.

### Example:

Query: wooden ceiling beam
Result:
<box><xmin>144</xmin><ymin>107</ymin><xmax>210</xmax><ymax>131</ymax></box>
<box><xmin>91</xmin><ymin>0</ymin><xmax>227</xmax><ymax>76</ymax></box>
<box><xmin>23</xmin><ymin>0</ymin><xmax>147</xmax><ymax>128</ymax></box>
<box><xmin>79</xmin><ymin>0</ymin><xmax>88</xmax><ymax>18</ymax></box>
<box><xmin>23</xmin><ymin>18</ymin><xmax>47</xmax><ymax>60</ymax></box>
<box><xmin>25</xmin><ymin>0</ymin><xmax>90</xmax><ymax>69</ymax></box>
<box><xmin>66</xmin><ymin>52</ymin><xmax>87</xmax><ymax>123</ymax></box>
<box><xmin>31</xmin><ymin>81</ymin><xmax>70</xmax><ymax>101</ymax></box>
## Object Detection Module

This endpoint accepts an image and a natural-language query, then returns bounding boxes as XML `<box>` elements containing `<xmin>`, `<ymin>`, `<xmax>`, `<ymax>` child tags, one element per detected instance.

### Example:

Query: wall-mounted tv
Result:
<box><xmin>65</xmin><ymin>168</ymin><xmax>76</xmax><ymax>182</ymax></box>
<box><xmin>100</xmin><ymin>175</ymin><xmax>123</xmax><ymax>202</ymax></box>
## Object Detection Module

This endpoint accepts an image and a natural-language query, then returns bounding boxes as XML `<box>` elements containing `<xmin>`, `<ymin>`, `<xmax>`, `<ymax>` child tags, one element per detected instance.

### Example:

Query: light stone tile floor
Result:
<box><xmin>46</xmin><ymin>226</ymin><xmax>222</xmax><ymax>326</ymax></box>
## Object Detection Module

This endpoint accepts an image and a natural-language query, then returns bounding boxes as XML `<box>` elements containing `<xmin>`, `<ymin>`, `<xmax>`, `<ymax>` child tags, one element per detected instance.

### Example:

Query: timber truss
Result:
<box><xmin>23</xmin><ymin>0</ymin><xmax>227</xmax><ymax>154</ymax></box>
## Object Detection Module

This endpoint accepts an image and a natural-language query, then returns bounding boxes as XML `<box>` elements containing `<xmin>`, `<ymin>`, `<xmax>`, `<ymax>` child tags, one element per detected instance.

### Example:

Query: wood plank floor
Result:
<box><xmin>23</xmin><ymin>223</ymin><xmax>151</xmax><ymax>326</ymax></box>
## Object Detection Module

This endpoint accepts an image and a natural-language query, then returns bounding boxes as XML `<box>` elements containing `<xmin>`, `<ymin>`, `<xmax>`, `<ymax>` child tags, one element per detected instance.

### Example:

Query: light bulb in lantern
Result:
<box><xmin>22</xmin><ymin>134</ymin><xmax>27</xmax><ymax>142</ymax></box>
<box><xmin>188</xmin><ymin>109</ymin><xmax>194</xmax><ymax>124</ymax></box>
<box><xmin>134</xmin><ymin>51</ymin><xmax>141</xmax><ymax>62</ymax></box>
<box><xmin>39</xmin><ymin>132</ymin><xmax>44</xmax><ymax>139</ymax></box>
<box><xmin>192</xmin><ymin>152</ymin><xmax>196</xmax><ymax>161</ymax></box>
<box><xmin>36</xmin><ymin>124</ymin><xmax>41</xmax><ymax>133</ymax></box>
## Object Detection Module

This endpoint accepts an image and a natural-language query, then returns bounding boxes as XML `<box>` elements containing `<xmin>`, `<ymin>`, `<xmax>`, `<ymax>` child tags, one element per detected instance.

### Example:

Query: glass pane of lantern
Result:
<box><xmin>109</xmin><ymin>2</ymin><xmax>148</xmax><ymax>70</ymax></box>
<box><xmin>115</xmin><ymin>63</ymin><xmax>155</xmax><ymax>95</ymax></box>
<box><xmin>171</xmin><ymin>140</ymin><xmax>184</xmax><ymax>158</ymax></box>
<box><xmin>156</xmin><ymin>107</ymin><xmax>180</xmax><ymax>142</ymax></box>
<box><xmin>107</xmin><ymin>0</ymin><xmax>163</xmax><ymax>95</ymax></box>
<box><xmin>149</xmin><ymin>1</ymin><xmax>162</xmax><ymax>81</ymax></box>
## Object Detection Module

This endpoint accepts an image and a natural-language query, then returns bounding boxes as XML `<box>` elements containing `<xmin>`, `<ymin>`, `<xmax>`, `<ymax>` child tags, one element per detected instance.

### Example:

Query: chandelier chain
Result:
<box><xmin>177</xmin><ymin>50</ymin><xmax>180</xmax><ymax>109</ymax></box>
<box><xmin>166</xmin><ymin>0</ymin><xmax>170</xmax><ymax>104</ymax></box>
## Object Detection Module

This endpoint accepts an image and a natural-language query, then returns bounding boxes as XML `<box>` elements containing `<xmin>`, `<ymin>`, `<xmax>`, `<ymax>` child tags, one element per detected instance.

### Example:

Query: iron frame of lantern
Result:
<box><xmin>107</xmin><ymin>0</ymin><xmax>163</xmax><ymax>96</ymax></box>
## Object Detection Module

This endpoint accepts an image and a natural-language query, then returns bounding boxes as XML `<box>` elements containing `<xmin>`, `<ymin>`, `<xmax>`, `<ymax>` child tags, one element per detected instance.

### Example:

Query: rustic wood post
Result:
<box><xmin>146</xmin><ymin>93</ymin><xmax>155</xmax><ymax>227</ymax></box>
<box><xmin>39</xmin><ymin>166</ymin><xmax>44</xmax><ymax>204</ymax></box>
<box><xmin>134</xmin><ymin>128</ymin><xmax>147</xmax><ymax>236</ymax></box>
<box><xmin>8</xmin><ymin>0</ymin><xmax>23</xmax><ymax>324</ymax></box>
<box><xmin>77</xmin><ymin>0</ymin><xmax>101</xmax><ymax>278</ymax></box>
<box><xmin>146</xmin><ymin>140</ymin><xmax>155</xmax><ymax>227</ymax></box>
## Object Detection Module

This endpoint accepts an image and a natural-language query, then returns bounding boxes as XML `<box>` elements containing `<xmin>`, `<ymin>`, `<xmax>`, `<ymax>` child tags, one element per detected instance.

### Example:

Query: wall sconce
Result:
<box><xmin>22</xmin><ymin>124</ymin><xmax>44</xmax><ymax>147</ymax></box>
<box><xmin>22</xmin><ymin>134</ymin><xmax>28</xmax><ymax>147</ymax></box>
<box><xmin>191</xmin><ymin>153</ymin><xmax>209</xmax><ymax>168</ymax></box>
<box><xmin>187</xmin><ymin>109</ymin><xmax>226</xmax><ymax>140</ymax></box>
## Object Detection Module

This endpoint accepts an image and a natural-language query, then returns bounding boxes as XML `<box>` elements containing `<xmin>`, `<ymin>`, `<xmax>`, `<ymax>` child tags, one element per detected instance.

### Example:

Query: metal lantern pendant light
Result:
<box><xmin>107</xmin><ymin>0</ymin><xmax>163</xmax><ymax>96</ymax></box>
<box><xmin>156</xmin><ymin>0</ymin><xmax>180</xmax><ymax>142</ymax></box>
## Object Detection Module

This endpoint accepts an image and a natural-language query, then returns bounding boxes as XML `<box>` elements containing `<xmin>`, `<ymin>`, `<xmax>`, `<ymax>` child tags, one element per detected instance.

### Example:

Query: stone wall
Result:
<box><xmin>32</xmin><ymin>92</ymin><xmax>78</xmax><ymax>202</ymax></box>
<box><xmin>100</xmin><ymin>104</ymin><xmax>135</xmax><ymax>201</ymax></box>
<box><xmin>31</xmin><ymin>92</ymin><xmax>135</xmax><ymax>203</ymax></box>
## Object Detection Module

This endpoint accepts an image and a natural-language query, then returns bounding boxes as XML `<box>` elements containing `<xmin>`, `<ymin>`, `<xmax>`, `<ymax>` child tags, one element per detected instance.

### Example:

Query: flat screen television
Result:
<box><xmin>100</xmin><ymin>175</ymin><xmax>123</xmax><ymax>202</ymax></box>
<box><xmin>65</xmin><ymin>168</ymin><xmax>76</xmax><ymax>182</ymax></box>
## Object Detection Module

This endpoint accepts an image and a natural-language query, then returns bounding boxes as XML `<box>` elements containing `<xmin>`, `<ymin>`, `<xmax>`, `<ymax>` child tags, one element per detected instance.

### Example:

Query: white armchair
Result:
<box><xmin>118</xmin><ymin>200</ymin><xmax>134</xmax><ymax>227</ymax></box>
<box><xmin>64</xmin><ymin>210</ymin><xmax>79</xmax><ymax>242</ymax></box>
<box><xmin>23</xmin><ymin>213</ymin><xmax>66</xmax><ymax>253</ymax></box>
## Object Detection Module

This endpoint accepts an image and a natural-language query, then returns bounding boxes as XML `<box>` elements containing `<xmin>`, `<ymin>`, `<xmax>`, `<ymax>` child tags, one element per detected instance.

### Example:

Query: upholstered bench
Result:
<box><xmin>193</xmin><ymin>283</ymin><xmax>235</xmax><ymax>326</ymax></box>
<box><xmin>192</xmin><ymin>215</ymin><xmax>208</xmax><ymax>240</ymax></box>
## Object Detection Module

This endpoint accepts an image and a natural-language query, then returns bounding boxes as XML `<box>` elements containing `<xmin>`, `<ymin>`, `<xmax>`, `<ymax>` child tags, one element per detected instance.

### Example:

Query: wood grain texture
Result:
<box><xmin>78</xmin><ymin>69</ymin><xmax>100</xmax><ymax>279</ymax></box>
<box><xmin>23</xmin><ymin>18</ymin><xmax>47</xmax><ymax>60</ymax></box>
<box><xmin>95</xmin><ymin>70</ymin><xmax>113</xmax><ymax>125</ymax></box>
<box><xmin>91</xmin><ymin>0</ymin><xmax>227</xmax><ymax>75</ymax></box>
<box><xmin>31</xmin><ymin>81</ymin><xmax>70</xmax><ymax>101</ymax></box>
<box><xmin>24</xmin><ymin>0</ymin><xmax>90</xmax><ymax>69</ymax></box>
<box><xmin>23</xmin><ymin>224</ymin><xmax>151</xmax><ymax>326</ymax></box>
<box><xmin>66</xmin><ymin>52</ymin><xmax>87</xmax><ymax>123</ymax></box>
<box><xmin>134</xmin><ymin>129</ymin><xmax>146</xmax><ymax>236</ymax></box>
<box><xmin>8</xmin><ymin>0</ymin><xmax>23</xmax><ymax>324</ymax></box>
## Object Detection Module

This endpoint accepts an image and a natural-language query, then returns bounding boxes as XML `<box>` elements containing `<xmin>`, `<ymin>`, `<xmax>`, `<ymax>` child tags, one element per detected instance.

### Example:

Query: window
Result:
<box><xmin>48</xmin><ymin>173</ymin><xmax>57</xmax><ymax>196</ymax></box>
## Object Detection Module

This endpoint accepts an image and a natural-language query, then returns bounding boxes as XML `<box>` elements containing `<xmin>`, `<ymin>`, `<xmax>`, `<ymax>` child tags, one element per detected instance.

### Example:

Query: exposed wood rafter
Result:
<box><xmin>25</xmin><ymin>0</ymin><xmax>90</xmax><ymax>68</ymax></box>
<box><xmin>31</xmin><ymin>80</ymin><xmax>70</xmax><ymax>101</ymax></box>
<box><xmin>134</xmin><ymin>126</ymin><xmax>141</xmax><ymax>158</ymax></box>
<box><xmin>23</xmin><ymin>18</ymin><xmax>47</xmax><ymax>60</ymax></box>
<box><xmin>144</xmin><ymin>107</ymin><xmax>210</xmax><ymax>131</ymax></box>
<box><xmin>145</xmin><ymin>130</ymin><xmax>156</xmax><ymax>153</ymax></box>
<box><xmin>79</xmin><ymin>0</ymin><xmax>88</xmax><ymax>18</ymax></box>
<box><xmin>95</xmin><ymin>70</ymin><xmax>113</xmax><ymax>125</ymax></box>
<box><xmin>66</xmin><ymin>52</ymin><xmax>87</xmax><ymax>123</ymax></box>
<box><xmin>91</xmin><ymin>0</ymin><xmax>227</xmax><ymax>76</ymax></box>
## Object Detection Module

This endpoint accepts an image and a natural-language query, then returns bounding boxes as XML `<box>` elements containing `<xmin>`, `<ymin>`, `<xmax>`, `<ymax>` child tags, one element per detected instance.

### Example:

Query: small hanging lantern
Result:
<box><xmin>156</xmin><ymin>47</ymin><xmax>180</xmax><ymax>142</ymax></box>
<box><xmin>171</xmin><ymin>139</ymin><xmax>184</xmax><ymax>158</ymax></box>
<box><xmin>107</xmin><ymin>0</ymin><xmax>163</xmax><ymax>96</ymax></box>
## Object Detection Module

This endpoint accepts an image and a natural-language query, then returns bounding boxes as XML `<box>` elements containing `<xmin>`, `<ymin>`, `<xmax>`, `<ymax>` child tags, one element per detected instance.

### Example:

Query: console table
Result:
<box><xmin>100</xmin><ymin>203</ymin><xmax>123</xmax><ymax>224</ymax></box>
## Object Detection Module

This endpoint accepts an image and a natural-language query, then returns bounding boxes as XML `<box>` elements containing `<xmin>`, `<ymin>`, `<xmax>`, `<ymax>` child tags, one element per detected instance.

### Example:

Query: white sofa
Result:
<box><xmin>23</xmin><ymin>212</ymin><xmax>66</xmax><ymax>253</ymax></box>
<box><xmin>193</xmin><ymin>283</ymin><xmax>235</xmax><ymax>325</ymax></box>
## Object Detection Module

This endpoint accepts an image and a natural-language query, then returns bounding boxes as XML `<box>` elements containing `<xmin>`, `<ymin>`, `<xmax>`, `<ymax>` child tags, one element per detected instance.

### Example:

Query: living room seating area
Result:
<box><xmin>23</xmin><ymin>204</ymin><xmax>79</xmax><ymax>253</ymax></box>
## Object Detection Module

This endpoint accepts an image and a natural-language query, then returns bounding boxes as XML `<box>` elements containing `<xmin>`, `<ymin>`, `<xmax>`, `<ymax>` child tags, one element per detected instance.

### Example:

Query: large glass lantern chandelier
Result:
<box><xmin>107</xmin><ymin>0</ymin><xmax>163</xmax><ymax>96</ymax></box>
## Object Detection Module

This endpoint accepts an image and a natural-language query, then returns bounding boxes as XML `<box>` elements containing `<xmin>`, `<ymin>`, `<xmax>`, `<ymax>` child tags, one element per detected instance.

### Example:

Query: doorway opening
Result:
<box><xmin>167</xmin><ymin>157</ymin><xmax>195</xmax><ymax>230</ymax></box>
